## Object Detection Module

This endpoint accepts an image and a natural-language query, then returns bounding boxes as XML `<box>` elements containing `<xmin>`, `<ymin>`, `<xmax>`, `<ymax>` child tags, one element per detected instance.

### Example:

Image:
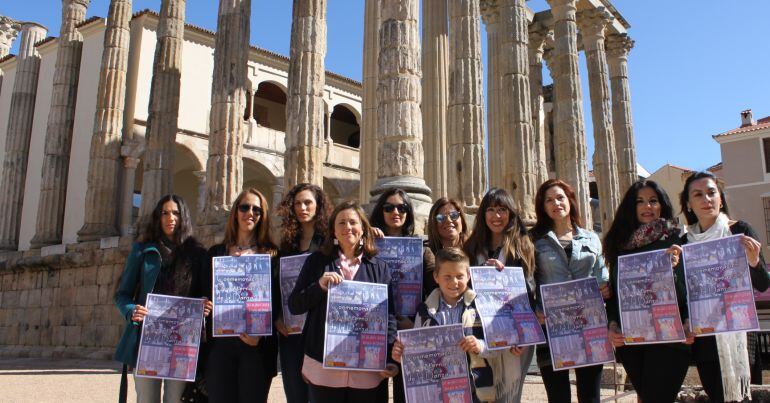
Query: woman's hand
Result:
<box><xmin>239</xmin><ymin>333</ymin><xmax>261</xmax><ymax>346</ymax></box>
<box><xmin>509</xmin><ymin>346</ymin><xmax>524</xmax><ymax>356</ymax></box>
<box><xmin>131</xmin><ymin>305</ymin><xmax>148</xmax><ymax>323</ymax></box>
<box><xmin>485</xmin><ymin>259</ymin><xmax>505</xmax><ymax>271</ymax></box>
<box><xmin>379</xmin><ymin>363</ymin><xmax>399</xmax><ymax>378</ymax></box>
<box><xmin>459</xmin><ymin>336</ymin><xmax>482</xmax><ymax>355</ymax></box>
<box><xmin>599</xmin><ymin>283</ymin><xmax>612</xmax><ymax>300</ymax></box>
<box><xmin>275</xmin><ymin>318</ymin><xmax>289</xmax><ymax>337</ymax></box>
<box><xmin>665</xmin><ymin>245</ymin><xmax>682</xmax><ymax>267</ymax></box>
<box><xmin>608</xmin><ymin>322</ymin><xmax>625</xmax><ymax>348</ymax></box>
<box><xmin>318</xmin><ymin>272</ymin><xmax>344</xmax><ymax>291</ymax></box>
<box><xmin>372</xmin><ymin>227</ymin><xmax>385</xmax><ymax>239</ymax></box>
<box><xmin>683</xmin><ymin>319</ymin><xmax>695</xmax><ymax>345</ymax></box>
<box><xmin>202</xmin><ymin>298</ymin><xmax>213</xmax><ymax>317</ymax></box>
<box><xmin>741</xmin><ymin>235</ymin><xmax>762</xmax><ymax>267</ymax></box>
<box><xmin>391</xmin><ymin>339</ymin><xmax>404</xmax><ymax>363</ymax></box>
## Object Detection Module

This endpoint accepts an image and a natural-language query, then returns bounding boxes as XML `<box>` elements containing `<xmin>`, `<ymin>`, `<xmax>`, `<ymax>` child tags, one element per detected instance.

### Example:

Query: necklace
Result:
<box><xmin>235</xmin><ymin>244</ymin><xmax>256</xmax><ymax>252</ymax></box>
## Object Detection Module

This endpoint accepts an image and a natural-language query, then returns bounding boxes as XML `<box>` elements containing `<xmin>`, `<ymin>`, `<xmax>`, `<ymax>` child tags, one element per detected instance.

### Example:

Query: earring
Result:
<box><xmin>359</xmin><ymin>238</ymin><xmax>364</xmax><ymax>246</ymax></box>
<box><xmin>333</xmin><ymin>239</ymin><xmax>339</xmax><ymax>245</ymax></box>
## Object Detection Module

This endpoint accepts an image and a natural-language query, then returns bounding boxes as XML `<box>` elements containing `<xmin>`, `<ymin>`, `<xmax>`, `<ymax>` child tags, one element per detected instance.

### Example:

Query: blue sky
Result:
<box><xmin>2</xmin><ymin>1</ymin><xmax>769</xmax><ymax>175</ymax></box>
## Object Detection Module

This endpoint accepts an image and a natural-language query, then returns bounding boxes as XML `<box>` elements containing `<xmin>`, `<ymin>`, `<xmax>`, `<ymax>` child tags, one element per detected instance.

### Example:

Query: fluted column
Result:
<box><xmin>480</xmin><ymin>0</ymin><xmax>502</xmax><ymax>188</ymax></box>
<box><xmin>0</xmin><ymin>17</ymin><xmax>21</xmax><ymax>98</ymax></box>
<box><xmin>372</xmin><ymin>0</ymin><xmax>432</xmax><ymax>231</ymax></box>
<box><xmin>284</xmin><ymin>0</ymin><xmax>326</xmax><ymax>188</ymax></box>
<box><xmin>359</xmin><ymin>0</ymin><xmax>379</xmax><ymax>203</ymax></box>
<box><xmin>139</xmin><ymin>0</ymin><xmax>186</xmax><ymax>217</ymax></box>
<box><xmin>447</xmin><ymin>0</ymin><xmax>486</xmax><ymax>210</ymax></box>
<box><xmin>607</xmin><ymin>33</ymin><xmax>637</xmax><ymax>193</ymax></box>
<box><xmin>202</xmin><ymin>0</ymin><xmax>251</xmax><ymax>224</ymax></box>
<box><xmin>0</xmin><ymin>23</ymin><xmax>48</xmax><ymax>251</ymax></box>
<box><xmin>119</xmin><ymin>156</ymin><xmax>139</xmax><ymax>236</ymax></box>
<box><xmin>422</xmin><ymin>0</ymin><xmax>449</xmax><ymax>199</ymax></box>
<box><xmin>545</xmin><ymin>0</ymin><xmax>591</xmax><ymax>225</ymax></box>
<box><xmin>528</xmin><ymin>21</ymin><xmax>549</xmax><ymax>187</ymax></box>
<box><xmin>579</xmin><ymin>8</ymin><xmax>620</xmax><ymax>233</ymax></box>
<box><xmin>31</xmin><ymin>0</ymin><xmax>90</xmax><ymax>248</ymax></box>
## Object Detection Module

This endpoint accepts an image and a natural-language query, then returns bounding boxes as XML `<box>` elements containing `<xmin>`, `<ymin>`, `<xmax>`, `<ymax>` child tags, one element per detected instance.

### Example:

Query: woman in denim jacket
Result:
<box><xmin>530</xmin><ymin>179</ymin><xmax>610</xmax><ymax>403</ymax></box>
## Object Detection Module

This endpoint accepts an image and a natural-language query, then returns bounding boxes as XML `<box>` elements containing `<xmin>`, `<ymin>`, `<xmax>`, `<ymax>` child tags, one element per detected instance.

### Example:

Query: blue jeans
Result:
<box><xmin>133</xmin><ymin>373</ymin><xmax>186</xmax><ymax>403</ymax></box>
<box><xmin>279</xmin><ymin>334</ymin><xmax>309</xmax><ymax>403</ymax></box>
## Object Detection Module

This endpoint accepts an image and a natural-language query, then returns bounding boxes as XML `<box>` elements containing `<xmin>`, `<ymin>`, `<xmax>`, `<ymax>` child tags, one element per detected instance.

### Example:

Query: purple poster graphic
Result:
<box><xmin>617</xmin><ymin>249</ymin><xmax>686</xmax><ymax>344</ymax></box>
<box><xmin>541</xmin><ymin>277</ymin><xmax>614</xmax><ymax>371</ymax></box>
<box><xmin>280</xmin><ymin>254</ymin><xmax>310</xmax><ymax>335</ymax></box>
<box><xmin>683</xmin><ymin>234</ymin><xmax>759</xmax><ymax>336</ymax></box>
<box><xmin>399</xmin><ymin>324</ymin><xmax>472</xmax><ymax>403</ymax></box>
<box><xmin>135</xmin><ymin>294</ymin><xmax>204</xmax><ymax>382</ymax></box>
<box><xmin>324</xmin><ymin>280</ymin><xmax>389</xmax><ymax>371</ymax></box>
<box><xmin>375</xmin><ymin>237</ymin><xmax>423</xmax><ymax>316</ymax></box>
<box><xmin>470</xmin><ymin>266</ymin><xmax>545</xmax><ymax>348</ymax></box>
<box><xmin>212</xmin><ymin>254</ymin><xmax>272</xmax><ymax>337</ymax></box>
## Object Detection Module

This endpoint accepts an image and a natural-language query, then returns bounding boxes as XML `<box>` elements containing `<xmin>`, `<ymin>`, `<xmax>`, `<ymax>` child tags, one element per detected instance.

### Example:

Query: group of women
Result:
<box><xmin>114</xmin><ymin>169</ymin><xmax>769</xmax><ymax>403</ymax></box>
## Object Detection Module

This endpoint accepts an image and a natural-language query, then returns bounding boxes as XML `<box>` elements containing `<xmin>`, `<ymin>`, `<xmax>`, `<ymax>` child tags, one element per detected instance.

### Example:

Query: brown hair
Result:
<box><xmin>434</xmin><ymin>247</ymin><xmax>470</xmax><ymax>275</ymax></box>
<box><xmin>223</xmin><ymin>188</ymin><xmax>277</xmax><ymax>257</ymax></box>
<box><xmin>277</xmin><ymin>183</ymin><xmax>332</xmax><ymax>253</ymax></box>
<box><xmin>426</xmin><ymin>198</ymin><xmax>469</xmax><ymax>253</ymax></box>
<box><xmin>531</xmin><ymin>179</ymin><xmax>584</xmax><ymax>239</ymax></box>
<box><xmin>321</xmin><ymin>201</ymin><xmax>378</xmax><ymax>258</ymax></box>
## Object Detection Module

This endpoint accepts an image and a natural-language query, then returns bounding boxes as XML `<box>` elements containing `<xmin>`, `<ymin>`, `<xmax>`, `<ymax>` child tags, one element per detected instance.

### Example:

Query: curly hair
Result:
<box><xmin>277</xmin><ymin>183</ymin><xmax>332</xmax><ymax>253</ymax></box>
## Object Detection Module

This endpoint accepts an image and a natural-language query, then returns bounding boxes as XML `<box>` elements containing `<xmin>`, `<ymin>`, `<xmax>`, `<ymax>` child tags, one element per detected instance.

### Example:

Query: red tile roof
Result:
<box><xmin>714</xmin><ymin>116</ymin><xmax>770</xmax><ymax>138</ymax></box>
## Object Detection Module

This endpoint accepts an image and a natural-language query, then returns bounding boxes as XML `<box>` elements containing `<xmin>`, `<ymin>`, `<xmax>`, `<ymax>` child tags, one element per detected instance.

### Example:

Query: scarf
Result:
<box><xmin>156</xmin><ymin>238</ymin><xmax>193</xmax><ymax>297</ymax></box>
<box><xmin>687</xmin><ymin>213</ymin><xmax>751</xmax><ymax>402</ymax></box>
<box><xmin>623</xmin><ymin>218</ymin><xmax>679</xmax><ymax>251</ymax></box>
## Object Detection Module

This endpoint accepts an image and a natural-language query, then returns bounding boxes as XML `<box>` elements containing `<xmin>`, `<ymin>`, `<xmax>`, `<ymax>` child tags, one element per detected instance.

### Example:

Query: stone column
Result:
<box><xmin>202</xmin><ymin>0</ymin><xmax>251</xmax><ymax>225</ymax></box>
<box><xmin>480</xmin><ymin>0</ymin><xmax>502</xmax><ymax>189</ymax></box>
<box><xmin>607</xmin><ymin>33</ymin><xmax>637</xmax><ymax>193</ymax></box>
<box><xmin>119</xmin><ymin>156</ymin><xmax>140</xmax><ymax>236</ymax></box>
<box><xmin>422</xmin><ymin>0</ymin><xmax>449</xmax><ymax>199</ymax></box>
<box><xmin>359</xmin><ymin>0</ymin><xmax>379</xmax><ymax>203</ymax></box>
<box><xmin>579</xmin><ymin>8</ymin><xmax>620</xmax><ymax>233</ymax></box>
<box><xmin>372</xmin><ymin>0</ymin><xmax>432</xmax><ymax>232</ymax></box>
<box><xmin>192</xmin><ymin>170</ymin><xmax>206</xmax><ymax>217</ymax></box>
<box><xmin>545</xmin><ymin>0</ymin><xmax>591</xmax><ymax>225</ymax></box>
<box><xmin>284</xmin><ymin>0</ymin><xmax>326</xmax><ymax>189</ymax></box>
<box><xmin>31</xmin><ymin>0</ymin><xmax>91</xmax><ymax>248</ymax></box>
<box><xmin>528</xmin><ymin>21</ymin><xmax>549</xmax><ymax>187</ymax></box>
<box><xmin>542</xmin><ymin>43</ymin><xmax>556</xmax><ymax>176</ymax></box>
<box><xmin>78</xmin><ymin>0</ymin><xmax>133</xmax><ymax>241</ymax></box>
<box><xmin>0</xmin><ymin>17</ymin><xmax>21</xmax><ymax>98</ymax></box>
<box><xmin>499</xmin><ymin>0</ymin><xmax>537</xmax><ymax>220</ymax></box>
<box><xmin>139</xmin><ymin>0</ymin><xmax>186</xmax><ymax>217</ymax></box>
<box><xmin>447</xmin><ymin>0</ymin><xmax>486</xmax><ymax>210</ymax></box>
<box><xmin>0</xmin><ymin>23</ymin><xmax>48</xmax><ymax>251</ymax></box>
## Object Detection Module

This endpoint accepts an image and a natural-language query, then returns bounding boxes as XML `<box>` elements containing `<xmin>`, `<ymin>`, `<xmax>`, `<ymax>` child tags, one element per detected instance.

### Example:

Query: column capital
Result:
<box><xmin>606</xmin><ymin>33</ymin><xmax>634</xmax><ymax>59</ymax></box>
<box><xmin>0</xmin><ymin>16</ymin><xmax>21</xmax><ymax>57</ymax></box>
<box><xmin>546</xmin><ymin>0</ymin><xmax>577</xmax><ymax>21</ymax></box>
<box><xmin>577</xmin><ymin>7</ymin><xmax>613</xmax><ymax>49</ymax></box>
<box><xmin>528</xmin><ymin>22</ymin><xmax>550</xmax><ymax>57</ymax></box>
<box><xmin>123</xmin><ymin>156</ymin><xmax>141</xmax><ymax>169</ymax></box>
<box><xmin>192</xmin><ymin>170</ymin><xmax>207</xmax><ymax>181</ymax></box>
<box><xmin>480</xmin><ymin>0</ymin><xmax>500</xmax><ymax>26</ymax></box>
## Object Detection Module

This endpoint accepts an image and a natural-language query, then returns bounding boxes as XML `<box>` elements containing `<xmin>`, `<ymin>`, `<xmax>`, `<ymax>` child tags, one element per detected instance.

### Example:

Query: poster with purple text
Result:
<box><xmin>375</xmin><ymin>237</ymin><xmax>423</xmax><ymax>316</ymax></box>
<box><xmin>212</xmin><ymin>254</ymin><xmax>273</xmax><ymax>337</ymax></box>
<box><xmin>280</xmin><ymin>254</ymin><xmax>310</xmax><ymax>334</ymax></box>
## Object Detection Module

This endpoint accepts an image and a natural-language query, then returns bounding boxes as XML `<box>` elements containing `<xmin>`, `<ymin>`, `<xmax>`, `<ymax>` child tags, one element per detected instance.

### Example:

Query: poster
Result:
<box><xmin>324</xmin><ymin>280</ymin><xmax>389</xmax><ymax>371</ymax></box>
<box><xmin>540</xmin><ymin>277</ymin><xmax>614</xmax><ymax>371</ymax></box>
<box><xmin>375</xmin><ymin>237</ymin><xmax>423</xmax><ymax>316</ymax></box>
<box><xmin>617</xmin><ymin>249</ymin><xmax>686</xmax><ymax>344</ymax></box>
<box><xmin>279</xmin><ymin>254</ymin><xmax>310</xmax><ymax>334</ymax></box>
<box><xmin>399</xmin><ymin>324</ymin><xmax>472</xmax><ymax>403</ymax></box>
<box><xmin>212</xmin><ymin>254</ymin><xmax>273</xmax><ymax>337</ymax></box>
<box><xmin>135</xmin><ymin>294</ymin><xmax>204</xmax><ymax>381</ymax></box>
<box><xmin>470</xmin><ymin>266</ymin><xmax>545</xmax><ymax>348</ymax></box>
<box><xmin>683</xmin><ymin>234</ymin><xmax>759</xmax><ymax>335</ymax></box>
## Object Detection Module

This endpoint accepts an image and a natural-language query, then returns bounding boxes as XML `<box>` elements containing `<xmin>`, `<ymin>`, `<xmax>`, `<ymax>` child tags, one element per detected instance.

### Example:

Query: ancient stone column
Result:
<box><xmin>542</xmin><ymin>41</ymin><xmax>556</xmax><ymax>176</ymax></box>
<box><xmin>0</xmin><ymin>23</ymin><xmax>48</xmax><ymax>251</ymax></box>
<box><xmin>372</xmin><ymin>0</ymin><xmax>432</xmax><ymax>231</ymax></box>
<box><xmin>119</xmin><ymin>156</ymin><xmax>140</xmax><ymax>236</ymax></box>
<box><xmin>528</xmin><ymin>21</ymin><xmax>549</xmax><ymax>187</ymax></box>
<box><xmin>139</xmin><ymin>0</ymin><xmax>186</xmax><ymax>217</ymax></box>
<box><xmin>447</xmin><ymin>0</ymin><xmax>486</xmax><ymax>210</ymax></box>
<box><xmin>545</xmin><ymin>0</ymin><xmax>591</xmax><ymax>225</ymax></box>
<box><xmin>422</xmin><ymin>0</ymin><xmax>449</xmax><ymax>199</ymax></box>
<box><xmin>607</xmin><ymin>33</ymin><xmax>637</xmax><ymax>193</ymax></box>
<box><xmin>0</xmin><ymin>17</ymin><xmax>21</xmax><ymax>97</ymax></box>
<box><xmin>30</xmin><ymin>0</ymin><xmax>91</xmax><ymax>248</ymax></box>
<box><xmin>359</xmin><ymin>0</ymin><xmax>379</xmax><ymax>203</ymax></box>
<box><xmin>284</xmin><ymin>0</ymin><xmax>326</xmax><ymax>189</ymax></box>
<box><xmin>480</xmin><ymin>0</ymin><xmax>502</xmax><ymax>189</ymax></box>
<box><xmin>78</xmin><ymin>0</ymin><xmax>133</xmax><ymax>241</ymax></box>
<box><xmin>499</xmin><ymin>0</ymin><xmax>537</xmax><ymax>220</ymax></box>
<box><xmin>202</xmin><ymin>0</ymin><xmax>251</xmax><ymax>224</ymax></box>
<box><xmin>578</xmin><ymin>7</ymin><xmax>620</xmax><ymax>233</ymax></box>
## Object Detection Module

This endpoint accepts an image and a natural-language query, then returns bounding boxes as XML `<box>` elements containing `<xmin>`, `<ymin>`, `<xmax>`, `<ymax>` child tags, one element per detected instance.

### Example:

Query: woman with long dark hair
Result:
<box><xmin>678</xmin><ymin>171</ymin><xmax>768</xmax><ymax>403</ymax></box>
<box><xmin>424</xmin><ymin>198</ymin><xmax>470</xmax><ymax>295</ymax></box>
<box><xmin>603</xmin><ymin>180</ymin><xmax>691</xmax><ymax>402</ymax></box>
<box><xmin>114</xmin><ymin>195</ymin><xmax>211</xmax><ymax>403</ymax></box>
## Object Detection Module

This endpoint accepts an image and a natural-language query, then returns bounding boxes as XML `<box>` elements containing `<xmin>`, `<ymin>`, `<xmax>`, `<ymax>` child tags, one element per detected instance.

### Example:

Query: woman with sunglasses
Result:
<box><xmin>464</xmin><ymin>187</ymin><xmax>536</xmax><ymax>403</ymax></box>
<box><xmin>424</xmin><ymin>198</ymin><xmax>470</xmax><ymax>295</ymax></box>
<box><xmin>530</xmin><ymin>179</ymin><xmax>610</xmax><ymax>403</ymax></box>
<box><xmin>274</xmin><ymin>183</ymin><xmax>332</xmax><ymax>403</ymax></box>
<box><xmin>204</xmin><ymin>188</ymin><xmax>279</xmax><ymax>403</ymax></box>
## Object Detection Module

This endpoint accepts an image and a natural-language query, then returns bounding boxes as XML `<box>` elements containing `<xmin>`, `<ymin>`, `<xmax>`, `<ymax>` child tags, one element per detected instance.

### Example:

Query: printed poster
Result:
<box><xmin>375</xmin><ymin>237</ymin><xmax>423</xmax><ymax>316</ymax></box>
<box><xmin>683</xmin><ymin>234</ymin><xmax>759</xmax><ymax>335</ymax></box>
<box><xmin>212</xmin><ymin>254</ymin><xmax>273</xmax><ymax>337</ymax></box>
<box><xmin>135</xmin><ymin>294</ymin><xmax>204</xmax><ymax>381</ymax></box>
<box><xmin>541</xmin><ymin>277</ymin><xmax>614</xmax><ymax>371</ymax></box>
<box><xmin>617</xmin><ymin>249</ymin><xmax>686</xmax><ymax>344</ymax></box>
<box><xmin>399</xmin><ymin>324</ymin><xmax>472</xmax><ymax>403</ymax></box>
<box><xmin>279</xmin><ymin>254</ymin><xmax>310</xmax><ymax>334</ymax></box>
<box><xmin>324</xmin><ymin>280</ymin><xmax>389</xmax><ymax>371</ymax></box>
<box><xmin>470</xmin><ymin>266</ymin><xmax>545</xmax><ymax>348</ymax></box>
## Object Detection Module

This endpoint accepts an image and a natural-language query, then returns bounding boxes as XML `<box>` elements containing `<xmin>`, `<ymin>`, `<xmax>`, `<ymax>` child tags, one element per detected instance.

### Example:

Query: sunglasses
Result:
<box><xmin>435</xmin><ymin>211</ymin><xmax>461</xmax><ymax>223</ymax></box>
<box><xmin>383</xmin><ymin>203</ymin><xmax>410</xmax><ymax>214</ymax></box>
<box><xmin>237</xmin><ymin>204</ymin><xmax>263</xmax><ymax>215</ymax></box>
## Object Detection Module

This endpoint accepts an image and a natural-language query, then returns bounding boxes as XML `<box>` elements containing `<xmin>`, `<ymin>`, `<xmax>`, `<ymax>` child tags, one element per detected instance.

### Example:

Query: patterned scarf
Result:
<box><xmin>623</xmin><ymin>218</ymin><xmax>679</xmax><ymax>251</ymax></box>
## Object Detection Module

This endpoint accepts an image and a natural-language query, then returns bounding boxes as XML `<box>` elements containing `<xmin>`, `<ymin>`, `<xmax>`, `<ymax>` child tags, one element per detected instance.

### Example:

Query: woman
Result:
<box><xmin>425</xmin><ymin>198</ymin><xmax>470</xmax><ymax>295</ymax></box>
<box><xmin>114</xmin><ymin>195</ymin><xmax>211</xmax><ymax>403</ymax></box>
<box><xmin>275</xmin><ymin>183</ymin><xmax>332</xmax><ymax>403</ymax></box>
<box><xmin>530</xmin><ymin>179</ymin><xmax>610</xmax><ymax>403</ymax></box>
<box><xmin>204</xmin><ymin>188</ymin><xmax>279</xmax><ymax>403</ymax></box>
<box><xmin>603</xmin><ymin>180</ymin><xmax>691</xmax><ymax>402</ymax></box>
<box><xmin>464</xmin><ymin>187</ymin><xmax>536</xmax><ymax>403</ymax></box>
<box><xmin>288</xmin><ymin>201</ymin><xmax>398</xmax><ymax>402</ymax></box>
<box><xmin>678</xmin><ymin>171</ymin><xmax>768</xmax><ymax>403</ymax></box>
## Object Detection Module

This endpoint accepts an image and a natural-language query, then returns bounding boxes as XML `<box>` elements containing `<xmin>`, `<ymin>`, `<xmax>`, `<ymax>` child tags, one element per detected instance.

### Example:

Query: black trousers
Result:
<box><xmin>206</xmin><ymin>338</ymin><xmax>273</xmax><ymax>403</ymax></box>
<box><xmin>616</xmin><ymin>343</ymin><xmax>690</xmax><ymax>402</ymax></box>
<box><xmin>308</xmin><ymin>383</ymin><xmax>380</xmax><ymax>403</ymax></box>
<box><xmin>537</xmin><ymin>344</ymin><xmax>603</xmax><ymax>403</ymax></box>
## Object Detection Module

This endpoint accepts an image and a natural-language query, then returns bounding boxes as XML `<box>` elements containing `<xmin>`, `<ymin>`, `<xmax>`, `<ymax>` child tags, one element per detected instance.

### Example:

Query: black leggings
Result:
<box><xmin>616</xmin><ymin>343</ymin><xmax>690</xmax><ymax>402</ymax></box>
<box><xmin>539</xmin><ymin>363</ymin><xmax>603</xmax><ymax>403</ymax></box>
<box><xmin>308</xmin><ymin>383</ymin><xmax>380</xmax><ymax>403</ymax></box>
<box><xmin>206</xmin><ymin>338</ymin><xmax>272</xmax><ymax>403</ymax></box>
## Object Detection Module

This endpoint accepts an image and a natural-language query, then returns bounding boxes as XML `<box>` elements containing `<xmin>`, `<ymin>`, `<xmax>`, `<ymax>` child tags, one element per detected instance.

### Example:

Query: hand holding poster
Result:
<box><xmin>212</xmin><ymin>254</ymin><xmax>272</xmax><ymax>337</ymax></box>
<box><xmin>135</xmin><ymin>294</ymin><xmax>204</xmax><ymax>382</ymax></box>
<box><xmin>470</xmin><ymin>266</ymin><xmax>545</xmax><ymax>348</ymax></box>
<box><xmin>324</xmin><ymin>280</ymin><xmax>389</xmax><ymax>371</ymax></box>
<box><xmin>541</xmin><ymin>277</ymin><xmax>614</xmax><ymax>371</ymax></box>
<box><xmin>399</xmin><ymin>324</ymin><xmax>472</xmax><ymax>403</ymax></box>
<box><xmin>683</xmin><ymin>234</ymin><xmax>759</xmax><ymax>335</ymax></box>
<box><xmin>375</xmin><ymin>237</ymin><xmax>423</xmax><ymax>316</ymax></box>
<box><xmin>280</xmin><ymin>254</ymin><xmax>310</xmax><ymax>334</ymax></box>
<box><xmin>617</xmin><ymin>249</ymin><xmax>685</xmax><ymax>344</ymax></box>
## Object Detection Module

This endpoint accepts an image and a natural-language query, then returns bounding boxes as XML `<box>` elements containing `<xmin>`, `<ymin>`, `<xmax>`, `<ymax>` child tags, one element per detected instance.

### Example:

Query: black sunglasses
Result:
<box><xmin>435</xmin><ymin>211</ymin><xmax>461</xmax><ymax>223</ymax></box>
<box><xmin>237</xmin><ymin>204</ymin><xmax>263</xmax><ymax>215</ymax></box>
<box><xmin>383</xmin><ymin>203</ymin><xmax>410</xmax><ymax>214</ymax></box>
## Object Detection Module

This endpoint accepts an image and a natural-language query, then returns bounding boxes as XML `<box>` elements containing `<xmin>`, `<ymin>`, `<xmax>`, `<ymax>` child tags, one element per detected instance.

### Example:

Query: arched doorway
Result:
<box><xmin>253</xmin><ymin>81</ymin><xmax>287</xmax><ymax>132</ymax></box>
<box><xmin>329</xmin><ymin>104</ymin><xmax>360</xmax><ymax>148</ymax></box>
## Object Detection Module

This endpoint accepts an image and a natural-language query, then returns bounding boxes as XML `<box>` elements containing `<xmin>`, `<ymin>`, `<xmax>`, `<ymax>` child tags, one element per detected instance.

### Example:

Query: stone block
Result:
<box><xmin>97</xmin><ymin>266</ymin><xmax>113</xmax><ymax>285</ymax></box>
<box><xmin>41</xmin><ymin>244</ymin><xmax>66</xmax><ymax>257</ymax></box>
<box><xmin>76</xmin><ymin>306</ymin><xmax>94</xmax><ymax>325</ymax></box>
<box><xmin>0</xmin><ymin>309</ymin><xmax>7</xmax><ymax>326</ymax></box>
<box><xmin>94</xmin><ymin>305</ymin><xmax>114</xmax><ymax>323</ymax></box>
<box><xmin>81</xmin><ymin>325</ymin><xmax>96</xmax><ymax>347</ymax></box>
<box><xmin>59</xmin><ymin>269</ymin><xmax>75</xmax><ymax>287</ymax></box>
<box><xmin>81</xmin><ymin>266</ymin><xmax>97</xmax><ymax>286</ymax></box>
<box><xmin>47</xmin><ymin>307</ymin><xmax>63</xmax><ymax>327</ymax></box>
<box><xmin>64</xmin><ymin>326</ymin><xmax>81</xmax><ymax>346</ymax></box>
<box><xmin>100</xmin><ymin>236</ymin><xmax>120</xmax><ymax>250</ymax></box>
<box><xmin>27</xmin><ymin>289</ymin><xmax>41</xmax><ymax>307</ymax></box>
<box><xmin>23</xmin><ymin>326</ymin><xmax>40</xmax><ymax>346</ymax></box>
<box><xmin>51</xmin><ymin>326</ymin><xmax>66</xmax><ymax>346</ymax></box>
<box><xmin>27</xmin><ymin>308</ymin><xmax>41</xmax><ymax>327</ymax></box>
<box><xmin>76</xmin><ymin>285</ymin><xmax>98</xmax><ymax>305</ymax></box>
<box><xmin>39</xmin><ymin>327</ymin><xmax>51</xmax><ymax>346</ymax></box>
<box><xmin>62</xmin><ymin>305</ymin><xmax>77</xmax><ymax>326</ymax></box>
<box><xmin>1</xmin><ymin>273</ymin><xmax>14</xmax><ymax>291</ymax></box>
<box><xmin>59</xmin><ymin>287</ymin><xmax>76</xmax><ymax>307</ymax></box>
<box><xmin>40</xmin><ymin>288</ymin><xmax>53</xmax><ymax>307</ymax></box>
<box><xmin>43</xmin><ymin>269</ymin><xmax>59</xmax><ymax>288</ymax></box>
<box><xmin>4</xmin><ymin>325</ymin><xmax>19</xmax><ymax>345</ymax></box>
<box><xmin>73</xmin><ymin>268</ymin><xmax>83</xmax><ymax>287</ymax></box>
<box><xmin>18</xmin><ymin>289</ymin><xmax>28</xmax><ymax>306</ymax></box>
<box><xmin>95</xmin><ymin>325</ymin><xmax>120</xmax><ymax>347</ymax></box>
<box><xmin>1</xmin><ymin>290</ymin><xmax>16</xmax><ymax>308</ymax></box>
